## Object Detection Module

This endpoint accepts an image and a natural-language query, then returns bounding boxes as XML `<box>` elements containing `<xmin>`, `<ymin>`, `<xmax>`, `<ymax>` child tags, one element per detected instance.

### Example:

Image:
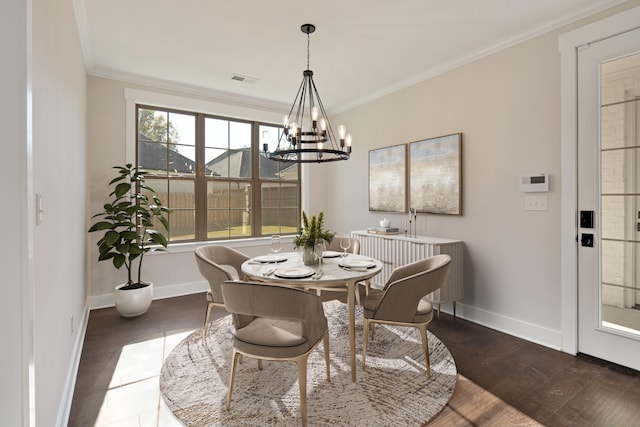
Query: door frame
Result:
<box><xmin>559</xmin><ymin>5</ymin><xmax>640</xmax><ymax>356</ymax></box>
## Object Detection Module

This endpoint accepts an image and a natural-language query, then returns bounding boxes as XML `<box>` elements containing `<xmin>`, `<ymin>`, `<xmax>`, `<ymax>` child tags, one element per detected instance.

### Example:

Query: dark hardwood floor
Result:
<box><xmin>69</xmin><ymin>292</ymin><xmax>640</xmax><ymax>426</ymax></box>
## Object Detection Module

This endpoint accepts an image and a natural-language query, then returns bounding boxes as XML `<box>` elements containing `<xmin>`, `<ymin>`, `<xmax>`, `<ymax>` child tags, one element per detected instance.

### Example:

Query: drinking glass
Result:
<box><xmin>314</xmin><ymin>238</ymin><xmax>326</xmax><ymax>273</ymax></box>
<box><xmin>270</xmin><ymin>235</ymin><xmax>281</xmax><ymax>255</ymax></box>
<box><xmin>340</xmin><ymin>237</ymin><xmax>351</xmax><ymax>257</ymax></box>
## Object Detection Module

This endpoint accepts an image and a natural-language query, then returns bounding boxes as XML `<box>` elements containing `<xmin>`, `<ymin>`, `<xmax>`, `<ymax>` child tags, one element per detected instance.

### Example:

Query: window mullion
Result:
<box><xmin>252</xmin><ymin>122</ymin><xmax>262</xmax><ymax>237</ymax></box>
<box><xmin>195</xmin><ymin>113</ymin><xmax>207</xmax><ymax>240</ymax></box>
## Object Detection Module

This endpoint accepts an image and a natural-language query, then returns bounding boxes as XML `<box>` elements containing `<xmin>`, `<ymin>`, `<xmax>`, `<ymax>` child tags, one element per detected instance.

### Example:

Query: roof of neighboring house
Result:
<box><xmin>206</xmin><ymin>149</ymin><xmax>297</xmax><ymax>179</ymax></box>
<box><xmin>138</xmin><ymin>133</ymin><xmax>214</xmax><ymax>175</ymax></box>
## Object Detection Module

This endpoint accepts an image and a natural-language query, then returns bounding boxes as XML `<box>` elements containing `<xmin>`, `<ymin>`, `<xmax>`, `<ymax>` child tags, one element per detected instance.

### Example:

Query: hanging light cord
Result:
<box><xmin>306</xmin><ymin>32</ymin><xmax>311</xmax><ymax>70</ymax></box>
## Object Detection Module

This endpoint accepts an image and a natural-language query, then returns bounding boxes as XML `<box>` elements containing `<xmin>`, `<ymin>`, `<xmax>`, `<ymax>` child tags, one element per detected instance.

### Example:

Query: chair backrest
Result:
<box><xmin>373</xmin><ymin>254</ymin><xmax>451</xmax><ymax>323</ymax></box>
<box><xmin>325</xmin><ymin>236</ymin><xmax>360</xmax><ymax>254</ymax></box>
<box><xmin>221</xmin><ymin>281</ymin><xmax>327</xmax><ymax>345</ymax></box>
<box><xmin>195</xmin><ymin>245</ymin><xmax>250</xmax><ymax>303</ymax></box>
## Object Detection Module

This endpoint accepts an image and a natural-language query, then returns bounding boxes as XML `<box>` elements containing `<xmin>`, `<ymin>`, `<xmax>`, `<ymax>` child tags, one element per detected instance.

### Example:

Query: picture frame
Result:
<box><xmin>409</xmin><ymin>133</ymin><xmax>462</xmax><ymax>215</ymax></box>
<box><xmin>368</xmin><ymin>144</ymin><xmax>407</xmax><ymax>212</ymax></box>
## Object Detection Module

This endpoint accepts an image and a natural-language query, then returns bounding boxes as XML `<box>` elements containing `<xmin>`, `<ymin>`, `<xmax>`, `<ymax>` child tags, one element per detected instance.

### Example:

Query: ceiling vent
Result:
<box><xmin>231</xmin><ymin>74</ymin><xmax>258</xmax><ymax>84</ymax></box>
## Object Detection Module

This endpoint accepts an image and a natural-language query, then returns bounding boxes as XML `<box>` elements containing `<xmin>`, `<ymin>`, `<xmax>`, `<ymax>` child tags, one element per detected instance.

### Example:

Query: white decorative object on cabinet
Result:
<box><xmin>351</xmin><ymin>230</ymin><xmax>464</xmax><ymax>317</ymax></box>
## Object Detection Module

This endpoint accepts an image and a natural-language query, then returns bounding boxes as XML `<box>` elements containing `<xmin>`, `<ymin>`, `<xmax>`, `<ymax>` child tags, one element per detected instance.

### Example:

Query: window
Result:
<box><xmin>136</xmin><ymin>105</ymin><xmax>300</xmax><ymax>242</ymax></box>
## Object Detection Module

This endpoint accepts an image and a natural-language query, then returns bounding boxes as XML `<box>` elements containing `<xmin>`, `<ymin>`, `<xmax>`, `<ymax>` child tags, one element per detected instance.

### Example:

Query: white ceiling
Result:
<box><xmin>76</xmin><ymin>0</ymin><xmax>625</xmax><ymax>113</ymax></box>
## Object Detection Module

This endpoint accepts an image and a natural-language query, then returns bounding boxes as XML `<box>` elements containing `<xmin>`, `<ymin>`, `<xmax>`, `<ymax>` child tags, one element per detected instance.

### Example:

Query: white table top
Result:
<box><xmin>241</xmin><ymin>251</ymin><xmax>382</xmax><ymax>288</ymax></box>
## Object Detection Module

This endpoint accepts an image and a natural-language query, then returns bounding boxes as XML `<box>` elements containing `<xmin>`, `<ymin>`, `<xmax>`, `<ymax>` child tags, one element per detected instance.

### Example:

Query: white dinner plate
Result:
<box><xmin>339</xmin><ymin>259</ymin><xmax>376</xmax><ymax>269</ymax></box>
<box><xmin>253</xmin><ymin>254</ymin><xmax>287</xmax><ymax>263</ymax></box>
<box><xmin>323</xmin><ymin>251</ymin><xmax>342</xmax><ymax>258</ymax></box>
<box><xmin>274</xmin><ymin>267</ymin><xmax>315</xmax><ymax>279</ymax></box>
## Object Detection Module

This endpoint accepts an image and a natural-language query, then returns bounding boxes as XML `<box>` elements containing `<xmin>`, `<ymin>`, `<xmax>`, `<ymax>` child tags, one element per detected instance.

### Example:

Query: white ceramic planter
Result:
<box><xmin>114</xmin><ymin>282</ymin><xmax>153</xmax><ymax>318</ymax></box>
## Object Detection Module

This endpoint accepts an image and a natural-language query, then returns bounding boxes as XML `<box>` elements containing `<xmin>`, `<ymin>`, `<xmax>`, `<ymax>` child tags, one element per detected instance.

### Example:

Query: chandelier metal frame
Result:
<box><xmin>265</xmin><ymin>23</ymin><xmax>351</xmax><ymax>163</ymax></box>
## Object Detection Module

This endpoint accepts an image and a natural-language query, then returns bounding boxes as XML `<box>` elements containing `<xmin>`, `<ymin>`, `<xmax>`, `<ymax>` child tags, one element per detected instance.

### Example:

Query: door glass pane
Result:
<box><xmin>599</xmin><ymin>52</ymin><xmax>640</xmax><ymax>337</ymax></box>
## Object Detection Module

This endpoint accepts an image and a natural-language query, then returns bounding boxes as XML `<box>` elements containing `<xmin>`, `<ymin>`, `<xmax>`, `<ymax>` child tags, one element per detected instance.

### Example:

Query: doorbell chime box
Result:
<box><xmin>520</xmin><ymin>173</ymin><xmax>549</xmax><ymax>192</ymax></box>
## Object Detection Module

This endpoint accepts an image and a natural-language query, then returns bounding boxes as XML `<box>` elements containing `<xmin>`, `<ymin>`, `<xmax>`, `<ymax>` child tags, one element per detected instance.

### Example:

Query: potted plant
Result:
<box><xmin>88</xmin><ymin>164</ymin><xmax>171</xmax><ymax>317</ymax></box>
<box><xmin>293</xmin><ymin>211</ymin><xmax>335</xmax><ymax>265</ymax></box>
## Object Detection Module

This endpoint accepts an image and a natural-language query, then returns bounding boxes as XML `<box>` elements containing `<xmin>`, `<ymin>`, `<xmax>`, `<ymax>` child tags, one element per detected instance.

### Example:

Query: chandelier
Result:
<box><xmin>265</xmin><ymin>24</ymin><xmax>352</xmax><ymax>163</ymax></box>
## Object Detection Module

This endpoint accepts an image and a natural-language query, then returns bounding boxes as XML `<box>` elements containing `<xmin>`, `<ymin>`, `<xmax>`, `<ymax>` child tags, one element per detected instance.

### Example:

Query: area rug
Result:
<box><xmin>160</xmin><ymin>300</ymin><xmax>457</xmax><ymax>426</ymax></box>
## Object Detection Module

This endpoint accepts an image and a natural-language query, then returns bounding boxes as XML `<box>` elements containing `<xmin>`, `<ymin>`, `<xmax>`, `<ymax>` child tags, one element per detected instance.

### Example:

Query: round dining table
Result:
<box><xmin>241</xmin><ymin>251</ymin><xmax>382</xmax><ymax>382</ymax></box>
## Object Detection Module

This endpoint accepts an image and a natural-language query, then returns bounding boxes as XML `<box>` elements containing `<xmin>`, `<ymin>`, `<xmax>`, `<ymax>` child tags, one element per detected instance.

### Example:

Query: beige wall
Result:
<box><xmin>1</xmin><ymin>0</ymin><xmax>89</xmax><ymax>424</ymax></box>
<box><xmin>1</xmin><ymin>1</ymin><xmax>32</xmax><ymax>425</ymax></box>
<box><xmin>32</xmin><ymin>0</ymin><xmax>88</xmax><ymax>424</ymax></box>
<box><xmin>87</xmin><ymin>78</ymin><xmax>290</xmax><ymax>303</ymax></box>
<box><xmin>325</xmin><ymin>0</ymin><xmax>640</xmax><ymax>344</ymax></box>
<box><xmin>326</xmin><ymin>31</ymin><xmax>562</xmax><ymax>343</ymax></box>
<box><xmin>85</xmin><ymin>1</ymin><xmax>640</xmax><ymax>350</ymax></box>
<box><xmin>87</xmin><ymin>32</ymin><xmax>565</xmax><ymax>345</ymax></box>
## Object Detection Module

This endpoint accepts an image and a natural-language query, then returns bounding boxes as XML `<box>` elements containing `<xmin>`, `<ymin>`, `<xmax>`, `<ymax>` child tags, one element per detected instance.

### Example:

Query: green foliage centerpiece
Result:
<box><xmin>294</xmin><ymin>211</ymin><xmax>335</xmax><ymax>265</ymax></box>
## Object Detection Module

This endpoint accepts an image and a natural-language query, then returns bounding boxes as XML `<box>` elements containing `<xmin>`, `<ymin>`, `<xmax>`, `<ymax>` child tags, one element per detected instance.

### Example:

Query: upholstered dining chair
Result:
<box><xmin>221</xmin><ymin>280</ymin><xmax>330</xmax><ymax>427</ymax></box>
<box><xmin>361</xmin><ymin>254</ymin><xmax>451</xmax><ymax>378</ymax></box>
<box><xmin>325</xmin><ymin>235</ymin><xmax>361</xmax><ymax>255</ymax></box>
<box><xmin>318</xmin><ymin>236</ymin><xmax>367</xmax><ymax>304</ymax></box>
<box><xmin>194</xmin><ymin>245</ymin><xmax>250</xmax><ymax>340</ymax></box>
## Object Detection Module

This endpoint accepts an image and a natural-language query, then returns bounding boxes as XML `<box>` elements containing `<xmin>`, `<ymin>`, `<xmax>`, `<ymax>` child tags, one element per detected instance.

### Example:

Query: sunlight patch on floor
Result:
<box><xmin>430</xmin><ymin>375</ymin><xmax>543</xmax><ymax>426</ymax></box>
<box><xmin>95</xmin><ymin>330</ymin><xmax>194</xmax><ymax>426</ymax></box>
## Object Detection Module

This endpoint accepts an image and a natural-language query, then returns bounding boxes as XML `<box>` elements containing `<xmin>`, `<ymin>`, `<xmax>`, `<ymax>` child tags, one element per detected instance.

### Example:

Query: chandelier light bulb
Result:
<box><xmin>346</xmin><ymin>134</ymin><xmax>352</xmax><ymax>146</ymax></box>
<box><xmin>319</xmin><ymin>117</ymin><xmax>327</xmax><ymax>131</ymax></box>
<box><xmin>338</xmin><ymin>125</ymin><xmax>347</xmax><ymax>140</ymax></box>
<box><xmin>283</xmin><ymin>115</ymin><xmax>290</xmax><ymax>127</ymax></box>
<box><xmin>311</xmin><ymin>106</ymin><xmax>319</xmax><ymax>122</ymax></box>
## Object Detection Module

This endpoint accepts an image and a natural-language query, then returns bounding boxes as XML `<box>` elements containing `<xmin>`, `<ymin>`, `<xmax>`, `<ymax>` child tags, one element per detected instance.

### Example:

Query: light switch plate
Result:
<box><xmin>36</xmin><ymin>193</ymin><xmax>44</xmax><ymax>225</ymax></box>
<box><xmin>525</xmin><ymin>195</ymin><xmax>548</xmax><ymax>211</ymax></box>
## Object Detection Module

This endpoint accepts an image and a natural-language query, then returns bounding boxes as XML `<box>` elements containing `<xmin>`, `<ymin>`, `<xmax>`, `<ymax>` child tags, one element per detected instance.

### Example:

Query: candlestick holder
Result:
<box><xmin>407</xmin><ymin>207</ymin><xmax>417</xmax><ymax>238</ymax></box>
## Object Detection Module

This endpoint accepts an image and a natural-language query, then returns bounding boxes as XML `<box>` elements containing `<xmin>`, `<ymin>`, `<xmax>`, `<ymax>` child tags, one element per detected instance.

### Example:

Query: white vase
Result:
<box><xmin>114</xmin><ymin>282</ymin><xmax>153</xmax><ymax>318</ymax></box>
<box><xmin>302</xmin><ymin>247</ymin><xmax>318</xmax><ymax>266</ymax></box>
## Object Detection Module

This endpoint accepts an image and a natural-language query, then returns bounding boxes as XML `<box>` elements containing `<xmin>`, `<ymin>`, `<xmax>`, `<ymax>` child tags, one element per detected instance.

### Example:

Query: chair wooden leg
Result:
<box><xmin>226</xmin><ymin>350</ymin><xmax>241</xmax><ymax>410</ymax></box>
<box><xmin>417</xmin><ymin>324</ymin><xmax>431</xmax><ymax>378</ymax></box>
<box><xmin>362</xmin><ymin>319</ymin><xmax>370</xmax><ymax>369</ymax></box>
<box><xmin>323</xmin><ymin>333</ymin><xmax>331</xmax><ymax>381</ymax></box>
<box><xmin>296</xmin><ymin>357</ymin><xmax>308</xmax><ymax>427</ymax></box>
<box><xmin>203</xmin><ymin>301</ymin><xmax>213</xmax><ymax>342</ymax></box>
<box><xmin>257</xmin><ymin>359</ymin><xmax>263</xmax><ymax>370</ymax></box>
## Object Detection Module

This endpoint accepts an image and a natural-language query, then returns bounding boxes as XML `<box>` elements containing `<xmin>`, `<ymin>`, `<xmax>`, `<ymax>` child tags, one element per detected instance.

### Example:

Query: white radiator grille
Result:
<box><xmin>352</xmin><ymin>231</ymin><xmax>464</xmax><ymax>304</ymax></box>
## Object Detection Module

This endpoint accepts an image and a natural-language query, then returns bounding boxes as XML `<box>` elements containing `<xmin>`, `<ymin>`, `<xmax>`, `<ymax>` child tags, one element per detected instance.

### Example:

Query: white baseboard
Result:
<box><xmin>57</xmin><ymin>300</ymin><xmax>90</xmax><ymax>427</ymax></box>
<box><xmin>439</xmin><ymin>302</ymin><xmax>562</xmax><ymax>351</ymax></box>
<box><xmin>88</xmin><ymin>280</ymin><xmax>209</xmax><ymax>310</ymax></box>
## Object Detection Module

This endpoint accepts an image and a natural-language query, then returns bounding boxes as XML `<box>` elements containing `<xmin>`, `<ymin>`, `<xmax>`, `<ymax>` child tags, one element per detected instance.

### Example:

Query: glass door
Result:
<box><xmin>577</xmin><ymin>27</ymin><xmax>640</xmax><ymax>370</ymax></box>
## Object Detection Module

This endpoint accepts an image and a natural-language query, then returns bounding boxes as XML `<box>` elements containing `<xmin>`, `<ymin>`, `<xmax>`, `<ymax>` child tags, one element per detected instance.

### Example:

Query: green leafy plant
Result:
<box><xmin>293</xmin><ymin>211</ymin><xmax>335</xmax><ymax>249</ymax></box>
<box><xmin>88</xmin><ymin>164</ymin><xmax>171</xmax><ymax>289</ymax></box>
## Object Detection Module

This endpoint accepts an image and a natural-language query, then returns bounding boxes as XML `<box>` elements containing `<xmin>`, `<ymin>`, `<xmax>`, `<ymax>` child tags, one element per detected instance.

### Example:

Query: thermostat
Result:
<box><xmin>520</xmin><ymin>173</ymin><xmax>549</xmax><ymax>192</ymax></box>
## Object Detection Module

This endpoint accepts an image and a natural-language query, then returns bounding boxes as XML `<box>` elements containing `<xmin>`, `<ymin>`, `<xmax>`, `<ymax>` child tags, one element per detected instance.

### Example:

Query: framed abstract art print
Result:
<box><xmin>409</xmin><ymin>133</ymin><xmax>462</xmax><ymax>215</ymax></box>
<box><xmin>369</xmin><ymin>144</ymin><xmax>407</xmax><ymax>212</ymax></box>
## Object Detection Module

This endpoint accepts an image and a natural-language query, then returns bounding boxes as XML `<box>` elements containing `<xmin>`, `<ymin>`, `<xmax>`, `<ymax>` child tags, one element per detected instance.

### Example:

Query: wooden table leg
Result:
<box><xmin>347</xmin><ymin>280</ymin><xmax>357</xmax><ymax>382</ymax></box>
